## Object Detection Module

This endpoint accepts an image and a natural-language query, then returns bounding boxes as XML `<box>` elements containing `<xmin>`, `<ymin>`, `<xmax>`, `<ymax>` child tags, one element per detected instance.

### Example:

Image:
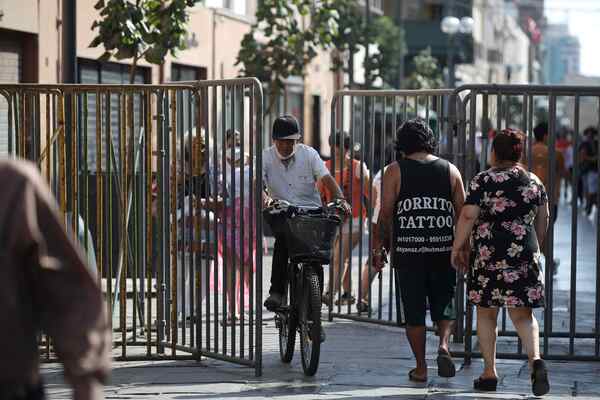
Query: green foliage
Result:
<box><xmin>236</xmin><ymin>0</ymin><xmax>337</xmax><ymax>110</ymax></box>
<box><xmin>366</xmin><ymin>16</ymin><xmax>405</xmax><ymax>88</ymax></box>
<box><xmin>405</xmin><ymin>47</ymin><xmax>444</xmax><ymax>90</ymax></box>
<box><xmin>90</xmin><ymin>0</ymin><xmax>201</xmax><ymax>82</ymax></box>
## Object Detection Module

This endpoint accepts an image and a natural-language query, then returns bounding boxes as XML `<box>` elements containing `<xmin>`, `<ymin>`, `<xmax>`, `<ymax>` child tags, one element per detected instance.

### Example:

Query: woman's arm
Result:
<box><xmin>535</xmin><ymin>201</ymin><xmax>549</xmax><ymax>250</ymax></box>
<box><xmin>451</xmin><ymin>205</ymin><xmax>480</xmax><ymax>272</ymax></box>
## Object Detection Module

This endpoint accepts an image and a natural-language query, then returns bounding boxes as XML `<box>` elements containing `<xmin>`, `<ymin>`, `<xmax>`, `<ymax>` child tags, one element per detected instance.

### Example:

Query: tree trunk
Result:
<box><xmin>128</xmin><ymin>55</ymin><xmax>139</xmax><ymax>84</ymax></box>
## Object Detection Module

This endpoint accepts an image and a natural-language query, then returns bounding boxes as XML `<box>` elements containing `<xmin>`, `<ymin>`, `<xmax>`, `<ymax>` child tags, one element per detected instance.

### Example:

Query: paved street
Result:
<box><xmin>42</xmin><ymin>198</ymin><xmax>600</xmax><ymax>399</ymax></box>
<box><xmin>44</xmin><ymin>319</ymin><xmax>600</xmax><ymax>399</ymax></box>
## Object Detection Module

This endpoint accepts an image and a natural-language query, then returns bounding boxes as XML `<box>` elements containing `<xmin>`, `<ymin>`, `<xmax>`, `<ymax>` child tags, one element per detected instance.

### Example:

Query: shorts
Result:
<box><xmin>394</xmin><ymin>256</ymin><xmax>456</xmax><ymax>326</ymax></box>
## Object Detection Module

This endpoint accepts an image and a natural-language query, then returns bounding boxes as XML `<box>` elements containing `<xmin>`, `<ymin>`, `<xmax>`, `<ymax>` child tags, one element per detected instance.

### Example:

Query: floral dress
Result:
<box><xmin>465</xmin><ymin>166</ymin><xmax>547</xmax><ymax>308</ymax></box>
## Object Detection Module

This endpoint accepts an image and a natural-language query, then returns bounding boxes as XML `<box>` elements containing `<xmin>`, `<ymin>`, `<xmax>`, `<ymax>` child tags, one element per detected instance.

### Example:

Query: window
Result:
<box><xmin>204</xmin><ymin>0</ymin><xmax>246</xmax><ymax>15</ymax></box>
<box><xmin>78</xmin><ymin>58</ymin><xmax>150</xmax><ymax>171</ymax></box>
<box><xmin>171</xmin><ymin>63</ymin><xmax>208</xmax><ymax>137</ymax></box>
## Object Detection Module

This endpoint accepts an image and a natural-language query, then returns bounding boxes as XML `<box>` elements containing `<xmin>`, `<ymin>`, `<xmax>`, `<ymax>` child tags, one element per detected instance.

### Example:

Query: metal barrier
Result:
<box><xmin>328</xmin><ymin>86</ymin><xmax>600</xmax><ymax>363</ymax></box>
<box><xmin>327</xmin><ymin>89</ymin><xmax>456</xmax><ymax>328</ymax></box>
<box><xmin>454</xmin><ymin>84</ymin><xmax>600</xmax><ymax>362</ymax></box>
<box><xmin>0</xmin><ymin>78</ymin><xmax>264</xmax><ymax>375</ymax></box>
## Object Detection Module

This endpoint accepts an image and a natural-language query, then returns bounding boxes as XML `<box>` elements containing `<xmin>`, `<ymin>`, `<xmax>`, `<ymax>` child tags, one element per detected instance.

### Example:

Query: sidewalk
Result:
<box><xmin>43</xmin><ymin>319</ymin><xmax>600</xmax><ymax>399</ymax></box>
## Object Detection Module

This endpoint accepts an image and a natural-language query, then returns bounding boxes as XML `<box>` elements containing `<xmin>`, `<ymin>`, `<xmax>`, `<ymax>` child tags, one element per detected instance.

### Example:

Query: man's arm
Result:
<box><xmin>320</xmin><ymin>174</ymin><xmax>345</xmax><ymax>200</ymax></box>
<box><xmin>449</xmin><ymin>163</ymin><xmax>466</xmax><ymax>224</ymax></box>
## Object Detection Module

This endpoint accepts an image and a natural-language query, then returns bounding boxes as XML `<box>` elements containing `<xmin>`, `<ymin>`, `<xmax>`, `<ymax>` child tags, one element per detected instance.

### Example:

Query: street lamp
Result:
<box><xmin>441</xmin><ymin>16</ymin><xmax>474</xmax><ymax>87</ymax></box>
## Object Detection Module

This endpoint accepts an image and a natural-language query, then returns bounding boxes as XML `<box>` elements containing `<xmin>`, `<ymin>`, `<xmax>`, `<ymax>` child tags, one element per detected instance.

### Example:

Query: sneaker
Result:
<box><xmin>334</xmin><ymin>292</ymin><xmax>356</xmax><ymax>306</ymax></box>
<box><xmin>264</xmin><ymin>293</ymin><xmax>283</xmax><ymax>311</ymax></box>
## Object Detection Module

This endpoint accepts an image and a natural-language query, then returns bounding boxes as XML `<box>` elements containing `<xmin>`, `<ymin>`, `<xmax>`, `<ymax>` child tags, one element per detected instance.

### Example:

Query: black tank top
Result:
<box><xmin>392</xmin><ymin>158</ymin><xmax>454</xmax><ymax>266</ymax></box>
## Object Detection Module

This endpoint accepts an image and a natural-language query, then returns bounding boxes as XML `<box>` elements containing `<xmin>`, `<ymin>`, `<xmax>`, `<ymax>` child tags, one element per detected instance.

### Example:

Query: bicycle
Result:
<box><xmin>264</xmin><ymin>201</ymin><xmax>342</xmax><ymax>376</ymax></box>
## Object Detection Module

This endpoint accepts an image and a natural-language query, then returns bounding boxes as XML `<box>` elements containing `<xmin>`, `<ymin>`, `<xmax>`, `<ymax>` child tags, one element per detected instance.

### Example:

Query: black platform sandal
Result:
<box><xmin>473</xmin><ymin>376</ymin><xmax>498</xmax><ymax>391</ymax></box>
<box><xmin>531</xmin><ymin>359</ymin><xmax>550</xmax><ymax>396</ymax></box>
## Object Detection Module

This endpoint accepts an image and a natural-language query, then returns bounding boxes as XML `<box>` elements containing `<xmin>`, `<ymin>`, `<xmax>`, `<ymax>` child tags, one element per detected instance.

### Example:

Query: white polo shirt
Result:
<box><xmin>262</xmin><ymin>144</ymin><xmax>329</xmax><ymax>208</ymax></box>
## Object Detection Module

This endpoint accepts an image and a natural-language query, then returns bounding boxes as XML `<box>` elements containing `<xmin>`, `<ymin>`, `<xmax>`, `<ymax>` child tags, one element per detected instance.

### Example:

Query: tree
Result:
<box><xmin>367</xmin><ymin>16</ymin><xmax>405</xmax><ymax>88</ymax></box>
<box><xmin>236</xmin><ymin>0</ymin><xmax>338</xmax><ymax>114</ymax></box>
<box><xmin>90</xmin><ymin>0</ymin><xmax>202</xmax><ymax>83</ymax></box>
<box><xmin>405</xmin><ymin>47</ymin><xmax>444</xmax><ymax>90</ymax></box>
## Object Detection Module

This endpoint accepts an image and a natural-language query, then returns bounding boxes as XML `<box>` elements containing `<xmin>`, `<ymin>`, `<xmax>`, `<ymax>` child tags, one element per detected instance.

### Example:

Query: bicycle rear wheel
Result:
<box><xmin>278</xmin><ymin>279</ymin><xmax>297</xmax><ymax>363</ymax></box>
<box><xmin>300</xmin><ymin>267</ymin><xmax>322</xmax><ymax>376</ymax></box>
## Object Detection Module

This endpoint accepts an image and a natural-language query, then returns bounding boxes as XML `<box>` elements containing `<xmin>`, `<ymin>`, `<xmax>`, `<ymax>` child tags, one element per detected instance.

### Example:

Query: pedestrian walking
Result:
<box><xmin>579</xmin><ymin>126</ymin><xmax>598</xmax><ymax>217</ymax></box>
<box><xmin>319</xmin><ymin>131</ymin><xmax>371</xmax><ymax>307</ymax></box>
<box><xmin>0</xmin><ymin>159</ymin><xmax>110</xmax><ymax>399</ymax></box>
<box><xmin>531</xmin><ymin>122</ymin><xmax>565</xmax><ymax>223</ymax></box>
<box><xmin>451</xmin><ymin>129</ymin><xmax>550</xmax><ymax>396</ymax></box>
<box><xmin>372</xmin><ymin>118</ymin><xmax>466</xmax><ymax>382</ymax></box>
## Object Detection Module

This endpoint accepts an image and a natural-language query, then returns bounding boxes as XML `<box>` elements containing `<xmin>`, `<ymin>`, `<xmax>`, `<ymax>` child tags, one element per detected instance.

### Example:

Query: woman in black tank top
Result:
<box><xmin>372</xmin><ymin>118</ymin><xmax>466</xmax><ymax>383</ymax></box>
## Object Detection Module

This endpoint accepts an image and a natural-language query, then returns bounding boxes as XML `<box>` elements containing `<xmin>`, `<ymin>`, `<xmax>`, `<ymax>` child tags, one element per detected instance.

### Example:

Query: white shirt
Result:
<box><xmin>262</xmin><ymin>144</ymin><xmax>329</xmax><ymax>208</ymax></box>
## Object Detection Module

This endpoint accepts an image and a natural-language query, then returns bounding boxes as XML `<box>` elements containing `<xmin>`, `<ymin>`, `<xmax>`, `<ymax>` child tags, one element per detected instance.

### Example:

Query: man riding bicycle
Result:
<box><xmin>263</xmin><ymin>114</ymin><xmax>351</xmax><ymax>311</ymax></box>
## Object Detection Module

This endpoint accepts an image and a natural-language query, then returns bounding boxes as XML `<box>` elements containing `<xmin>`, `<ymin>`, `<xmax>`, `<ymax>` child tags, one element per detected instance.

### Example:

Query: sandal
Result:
<box><xmin>531</xmin><ymin>359</ymin><xmax>550</xmax><ymax>396</ymax></box>
<box><xmin>356</xmin><ymin>299</ymin><xmax>370</xmax><ymax>313</ymax></box>
<box><xmin>436</xmin><ymin>348</ymin><xmax>456</xmax><ymax>378</ymax></box>
<box><xmin>334</xmin><ymin>292</ymin><xmax>356</xmax><ymax>306</ymax></box>
<box><xmin>473</xmin><ymin>376</ymin><xmax>498</xmax><ymax>391</ymax></box>
<box><xmin>408</xmin><ymin>368</ymin><xmax>427</xmax><ymax>383</ymax></box>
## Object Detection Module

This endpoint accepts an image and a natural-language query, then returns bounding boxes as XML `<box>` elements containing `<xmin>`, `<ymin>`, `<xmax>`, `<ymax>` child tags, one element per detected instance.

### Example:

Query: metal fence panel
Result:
<box><xmin>329</xmin><ymin>85</ymin><xmax>600</xmax><ymax>363</ymax></box>
<box><xmin>0</xmin><ymin>78</ymin><xmax>264</xmax><ymax>375</ymax></box>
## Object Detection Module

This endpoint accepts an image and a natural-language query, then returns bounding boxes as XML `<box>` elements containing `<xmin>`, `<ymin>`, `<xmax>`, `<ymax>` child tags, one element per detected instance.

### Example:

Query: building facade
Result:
<box><xmin>0</xmin><ymin>0</ymin><xmax>349</xmax><ymax>154</ymax></box>
<box><xmin>542</xmin><ymin>23</ymin><xmax>581</xmax><ymax>84</ymax></box>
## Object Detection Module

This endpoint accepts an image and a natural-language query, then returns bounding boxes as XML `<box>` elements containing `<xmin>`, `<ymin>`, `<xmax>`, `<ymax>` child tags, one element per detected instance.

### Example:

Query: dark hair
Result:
<box><xmin>533</xmin><ymin>122</ymin><xmax>548</xmax><ymax>142</ymax></box>
<box><xmin>492</xmin><ymin>129</ymin><xmax>524</xmax><ymax>162</ymax></box>
<box><xmin>226</xmin><ymin>129</ymin><xmax>240</xmax><ymax>144</ymax></box>
<box><xmin>584</xmin><ymin>126</ymin><xmax>598</xmax><ymax>137</ymax></box>
<box><xmin>328</xmin><ymin>131</ymin><xmax>351</xmax><ymax>150</ymax></box>
<box><xmin>395</xmin><ymin>118</ymin><xmax>436</xmax><ymax>155</ymax></box>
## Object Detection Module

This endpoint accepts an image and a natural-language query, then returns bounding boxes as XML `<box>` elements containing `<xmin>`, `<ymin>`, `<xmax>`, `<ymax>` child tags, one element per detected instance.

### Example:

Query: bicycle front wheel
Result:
<box><xmin>300</xmin><ymin>268</ymin><xmax>322</xmax><ymax>376</ymax></box>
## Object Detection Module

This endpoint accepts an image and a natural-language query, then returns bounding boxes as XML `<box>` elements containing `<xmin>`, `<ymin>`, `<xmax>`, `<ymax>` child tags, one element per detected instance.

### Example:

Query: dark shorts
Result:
<box><xmin>394</xmin><ymin>255</ymin><xmax>457</xmax><ymax>326</ymax></box>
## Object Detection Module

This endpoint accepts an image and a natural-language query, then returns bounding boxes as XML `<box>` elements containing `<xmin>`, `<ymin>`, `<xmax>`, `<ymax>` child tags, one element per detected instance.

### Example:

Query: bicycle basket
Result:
<box><xmin>285</xmin><ymin>215</ymin><xmax>340</xmax><ymax>264</ymax></box>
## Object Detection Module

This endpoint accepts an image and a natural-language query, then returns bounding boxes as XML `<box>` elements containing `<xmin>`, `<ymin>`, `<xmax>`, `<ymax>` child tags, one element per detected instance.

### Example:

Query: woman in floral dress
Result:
<box><xmin>452</xmin><ymin>129</ymin><xmax>550</xmax><ymax>396</ymax></box>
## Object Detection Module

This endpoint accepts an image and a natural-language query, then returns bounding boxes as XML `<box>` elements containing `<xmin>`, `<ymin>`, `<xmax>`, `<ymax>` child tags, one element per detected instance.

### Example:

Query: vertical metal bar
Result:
<box><xmin>255</xmin><ymin>80</ymin><xmax>264</xmax><ymax>377</ymax></box>
<box><xmin>482</xmin><ymin>93</ymin><xmax>489</xmax><ymax>169</ymax></box>
<box><xmin>96</xmin><ymin>92</ymin><xmax>104</xmax><ymax>285</ymax></box>
<box><xmin>104</xmin><ymin>93</ymin><xmax>114</xmax><ymax>330</ymax></box>
<box><xmin>544</xmin><ymin>94</ymin><xmax>558</xmax><ymax>356</ymax></box>
<box><xmin>179</xmin><ymin>89</ymin><xmax>186</xmax><ymax>347</ymax></box>
<box><xmin>388</xmin><ymin>95</ymin><xmax>396</xmax><ymax>322</ymax></box>
<box><xmin>240</xmin><ymin>84</ymin><xmax>246</xmax><ymax>359</ymax></box>
<box><xmin>187</xmin><ymin>89</ymin><xmax>195</xmax><ymax>349</ymax></box>
<box><xmin>221</xmin><ymin>84</ymin><xmax>228</xmax><ymax>355</ymax></box>
<box><xmin>369</xmin><ymin>96</ymin><xmax>378</xmax><ymax>320</ymax></box>
<box><xmin>146</xmin><ymin>90</ymin><xmax>154</xmax><ymax>357</ymax></box>
<box><xmin>248</xmin><ymin>84</ymin><xmax>255</xmax><ymax>360</ymax></box>
<box><xmin>527</xmin><ymin>95</ymin><xmax>534</xmax><ymax>171</ymax></box>
<box><xmin>230</xmin><ymin>84</ymin><xmax>237</xmax><ymax>357</ymax></box>
<box><xmin>120</xmin><ymin>92</ymin><xmax>127</xmax><ymax>358</ymax></box>
<box><xmin>156</xmin><ymin>90</ymin><xmax>166</xmax><ymax>354</ymax></box>
<box><xmin>45</xmin><ymin>94</ymin><xmax>51</xmax><ymax>182</ymax></box>
<box><xmin>212</xmin><ymin>85</ymin><xmax>219</xmax><ymax>353</ymax></box>
<box><xmin>170</xmin><ymin>89</ymin><xmax>178</xmax><ymax>356</ymax></box>
<box><xmin>71</xmin><ymin>93</ymin><xmax>78</xmax><ymax>234</ymax></box>
<box><xmin>569</xmin><ymin>94</ymin><xmax>580</xmax><ymax>356</ymax></box>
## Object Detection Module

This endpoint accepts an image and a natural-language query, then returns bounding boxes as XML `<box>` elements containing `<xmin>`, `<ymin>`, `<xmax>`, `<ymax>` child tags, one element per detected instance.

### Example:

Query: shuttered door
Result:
<box><xmin>0</xmin><ymin>39</ymin><xmax>22</xmax><ymax>155</ymax></box>
<box><xmin>79</xmin><ymin>60</ymin><xmax>147</xmax><ymax>171</ymax></box>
